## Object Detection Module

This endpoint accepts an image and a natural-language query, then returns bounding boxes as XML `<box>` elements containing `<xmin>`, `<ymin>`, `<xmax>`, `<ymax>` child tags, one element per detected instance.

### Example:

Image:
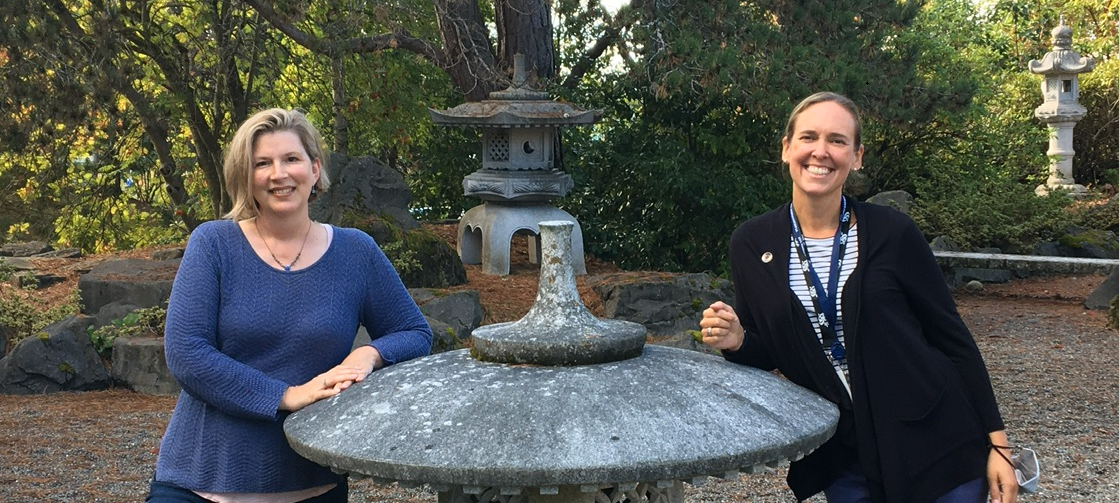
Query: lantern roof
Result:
<box><xmin>1029</xmin><ymin>17</ymin><xmax>1095</xmax><ymax>75</ymax></box>
<box><xmin>430</xmin><ymin>55</ymin><xmax>601</xmax><ymax>128</ymax></box>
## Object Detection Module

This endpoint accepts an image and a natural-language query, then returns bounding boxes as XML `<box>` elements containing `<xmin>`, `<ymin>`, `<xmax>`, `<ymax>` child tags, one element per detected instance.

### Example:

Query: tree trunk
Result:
<box><xmin>432</xmin><ymin>0</ymin><xmax>504</xmax><ymax>101</ymax></box>
<box><xmin>496</xmin><ymin>0</ymin><xmax>555</xmax><ymax>81</ymax></box>
<box><xmin>331</xmin><ymin>55</ymin><xmax>349</xmax><ymax>155</ymax></box>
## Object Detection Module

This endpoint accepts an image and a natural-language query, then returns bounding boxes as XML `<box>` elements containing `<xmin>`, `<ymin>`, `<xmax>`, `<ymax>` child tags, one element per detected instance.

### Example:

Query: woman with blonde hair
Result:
<box><xmin>700</xmin><ymin>93</ymin><xmax>1018</xmax><ymax>503</ymax></box>
<box><xmin>147</xmin><ymin>108</ymin><xmax>432</xmax><ymax>503</ymax></box>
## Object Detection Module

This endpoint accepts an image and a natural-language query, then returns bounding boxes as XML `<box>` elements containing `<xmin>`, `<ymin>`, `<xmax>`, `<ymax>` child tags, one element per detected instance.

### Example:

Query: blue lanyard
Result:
<box><xmin>789</xmin><ymin>196</ymin><xmax>852</xmax><ymax>361</ymax></box>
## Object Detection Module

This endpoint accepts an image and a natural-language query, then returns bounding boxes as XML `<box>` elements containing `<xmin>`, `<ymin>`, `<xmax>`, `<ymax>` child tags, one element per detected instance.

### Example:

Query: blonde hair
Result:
<box><xmin>784</xmin><ymin>92</ymin><xmax>863</xmax><ymax>148</ymax></box>
<box><xmin>222</xmin><ymin>108</ymin><xmax>331</xmax><ymax>221</ymax></box>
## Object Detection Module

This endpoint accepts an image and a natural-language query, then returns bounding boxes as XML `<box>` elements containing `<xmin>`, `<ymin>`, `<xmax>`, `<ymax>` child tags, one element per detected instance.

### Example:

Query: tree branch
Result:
<box><xmin>240</xmin><ymin>0</ymin><xmax>445</xmax><ymax>66</ymax></box>
<box><xmin>562</xmin><ymin>25</ymin><xmax>621</xmax><ymax>89</ymax></box>
<box><xmin>561</xmin><ymin>3</ymin><xmax>638</xmax><ymax>89</ymax></box>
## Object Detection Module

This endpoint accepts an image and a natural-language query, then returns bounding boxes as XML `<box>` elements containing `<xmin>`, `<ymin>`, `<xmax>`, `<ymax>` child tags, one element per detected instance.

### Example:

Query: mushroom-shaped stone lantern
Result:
<box><xmin>285</xmin><ymin>222</ymin><xmax>840</xmax><ymax>503</ymax></box>
<box><xmin>429</xmin><ymin>54</ymin><xmax>600</xmax><ymax>275</ymax></box>
<box><xmin>1029</xmin><ymin>17</ymin><xmax>1095</xmax><ymax>196</ymax></box>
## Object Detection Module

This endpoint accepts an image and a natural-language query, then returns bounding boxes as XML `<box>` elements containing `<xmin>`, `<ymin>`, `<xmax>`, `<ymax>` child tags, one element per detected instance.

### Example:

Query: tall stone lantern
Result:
<box><xmin>1029</xmin><ymin>17</ymin><xmax>1095</xmax><ymax>196</ymax></box>
<box><xmin>430</xmin><ymin>55</ymin><xmax>600</xmax><ymax>275</ymax></box>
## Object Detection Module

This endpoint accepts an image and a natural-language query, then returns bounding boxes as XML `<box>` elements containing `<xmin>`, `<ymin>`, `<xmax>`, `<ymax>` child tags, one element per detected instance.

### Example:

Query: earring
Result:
<box><xmin>311</xmin><ymin>186</ymin><xmax>317</xmax><ymax>195</ymax></box>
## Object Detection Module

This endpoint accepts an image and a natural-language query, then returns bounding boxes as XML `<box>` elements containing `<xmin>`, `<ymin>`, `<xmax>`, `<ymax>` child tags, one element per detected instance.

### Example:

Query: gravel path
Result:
<box><xmin>1</xmin><ymin>275</ymin><xmax>1116</xmax><ymax>502</ymax></box>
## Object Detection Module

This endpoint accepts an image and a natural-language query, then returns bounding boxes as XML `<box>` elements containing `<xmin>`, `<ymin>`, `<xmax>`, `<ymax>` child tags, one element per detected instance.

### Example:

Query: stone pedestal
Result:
<box><xmin>285</xmin><ymin>222</ymin><xmax>839</xmax><ymax>503</ymax></box>
<box><xmin>458</xmin><ymin>204</ymin><xmax>586</xmax><ymax>275</ymax></box>
<box><xmin>1035</xmin><ymin>121</ymin><xmax>1087</xmax><ymax>195</ymax></box>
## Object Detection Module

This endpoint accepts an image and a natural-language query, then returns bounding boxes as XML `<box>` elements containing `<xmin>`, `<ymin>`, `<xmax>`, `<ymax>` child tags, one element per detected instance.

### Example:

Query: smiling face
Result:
<box><xmin>251</xmin><ymin>130</ymin><xmax>320</xmax><ymax>219</ymax></box>
<box><xmin>782</xmin><ymin>100</ymin><xmax>864</xmax><ymax>203</ymax></box>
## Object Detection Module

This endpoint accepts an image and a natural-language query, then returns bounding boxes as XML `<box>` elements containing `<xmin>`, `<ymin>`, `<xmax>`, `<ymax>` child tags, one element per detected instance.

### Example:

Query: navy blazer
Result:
<box><xmin>723</xmin><ymin>201</ymin><xmax>1004</xmax><ymax>503</ymax></box>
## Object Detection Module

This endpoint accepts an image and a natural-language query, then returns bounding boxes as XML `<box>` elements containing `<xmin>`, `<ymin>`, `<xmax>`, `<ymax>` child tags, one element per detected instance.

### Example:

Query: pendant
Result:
<box><xmin>830</xmin><ymin>339</ymin><xmax>845</xmax><ymax>362</ymax></box>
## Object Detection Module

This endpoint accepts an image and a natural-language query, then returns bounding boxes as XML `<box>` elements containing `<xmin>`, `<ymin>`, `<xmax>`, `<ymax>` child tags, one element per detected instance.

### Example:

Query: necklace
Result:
<box><xmin>256</xmin><ymin>219</ymin><xmax>313</xmax><ymax>272</ymax></box>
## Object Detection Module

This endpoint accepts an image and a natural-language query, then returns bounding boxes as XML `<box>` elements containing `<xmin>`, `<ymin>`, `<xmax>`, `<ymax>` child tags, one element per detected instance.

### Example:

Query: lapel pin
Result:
<box><xmin>761</xmin><ymin>252</ymin><xmax>773</xmax><ymax>263</ymax></box>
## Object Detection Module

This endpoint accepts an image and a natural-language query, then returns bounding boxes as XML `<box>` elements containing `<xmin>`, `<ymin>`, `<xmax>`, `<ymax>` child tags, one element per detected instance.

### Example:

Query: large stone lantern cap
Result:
<box><xmin>284</xmin><ymin>221</ymin><xmax>839</xmax><ymax>498</ymax></box>
<box><xmin>428</xmin><ymin>101</ymin><xmax>601</xmax><ymax>128</ymax></box>
<box><xmin>429</xmin><ymin>54</ymin><xmax>601</xmax><ymax>128</ymax></box>
<box><xmin>1029</xmin><ymin>17</ymin><xmax>1095</xmax><ymax>75</ymax></box>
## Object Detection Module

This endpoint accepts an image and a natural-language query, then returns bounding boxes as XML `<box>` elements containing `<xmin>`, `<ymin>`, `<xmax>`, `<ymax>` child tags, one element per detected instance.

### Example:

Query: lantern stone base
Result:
<box><xmin>434</xmin><ymin>481</ymin><xmax>685</xmax><ymax>503</ymax></box>
<box><xmin>458</xmin><ymin>203</ymin><xmax>586</xmax><ymax>275</ymax></box>
<box><xmin>1035</xmin><ymin>182</ymin><xmax>1088</xmax><ymax>197</ymax></box>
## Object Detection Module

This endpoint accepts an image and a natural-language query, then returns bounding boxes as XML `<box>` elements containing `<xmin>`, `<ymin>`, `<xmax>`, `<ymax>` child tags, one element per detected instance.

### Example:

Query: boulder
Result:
<box><xmin>352</xmin><ymin>316</ymin><xmax>457</xmax><ymax>355</ymax></box>
<box><xmin>1085</xmin><ymin>269</ymin><xmax>1119</xmax><ymax>310</ymax></box>
<box><xmin>1057</xmin><ymin>227</ymin><xmax>1119</xmax><ymax>259</ymax></box>
<box><xmin>396</xmin><ymin>229</ymin><xmax>467</xmax><ymax>288</ymax></box>
<box><xmin>151</xmin><ymin>248</ymin><xmax>185</xmax><ymax>261</ymax></box>
<box><xmin>425</xmin><ymin>318</ymin><xmax>458</xmax><ymax>354</ymax></box>
<box><xmin>0</xmin><ymin>241</ymin><xmax>52</xmax><ymax>257</ymax></box>
<box><xmin>344</xmin><ymin>217</ymin><xmax>467</xmax><ymax>289</ymax></box>
<box><xmin>94</xmin><ymin>301</ymin><xmax>141</xmax><ymax>329</ymax></box>
<box><xmin>311</xmin><ymin>153</ymin><xmax>419</xmax><ymax>232</ymax></box>
<box><xmin>589</xmin><ymin>272</ymin><xmax>734</xmax><ymax>340</ymax></box>
<box><xmin>412</xmin><ymin>289</ymin><xmax>483</xmax><ymax>340</ymax></box>
<box><xmin>0</xmin><ymin>315</ymin><xmax>110</xmax><ymax>394</ymax></box>
<box><xmin>33</xmin><ymin>248</ymin><xmax>81</xmax><ymax>259</ymax></box>
<box><xmin>949</xmin><ymin>267</ymin><xmax>1012</xmax><ymax>288</ymax></box>
<box><xmin>111</xmin><ymin>336</ymin><xmax>179</xmax><ymax>395</ymax></box>
<box><xmin>78</xmin><ymin>259</ymin><xmax>178</xmax><ymax>315</ymax></box>
<box><xmin>1</xmin><ymin>256</ymin><xmax>36</xmax><ymax>271</ymax></box>
<box><xmin>1033</xmin><ymin>241</ymin><xmax>1062</xmax><ymax>257</ymax></box>
<box><xmin>929</xmin><ymin>235</ymin><xmax>960</xmax><ymax>252</ymax></box>
<box><xmin>867</xmin><ymin>190</ymin><xmax>915</xmax><ymax>214</ymax></box>
<box><xmin>13</xmin><ymin>271</ymin><xmax>67</xmax><ymax>289</ymax></box>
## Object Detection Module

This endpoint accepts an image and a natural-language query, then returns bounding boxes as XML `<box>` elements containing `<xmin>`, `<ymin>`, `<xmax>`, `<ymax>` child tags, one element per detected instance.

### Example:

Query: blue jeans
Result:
<box><xmin>147</xmin><ymin>478</ymin><xmax>348</xmax><ymax>503</ymax></box>
<box><xmin>824</xmin><ymin>467</ymin><xmax>985</xmax><ymax>503</ymax></box>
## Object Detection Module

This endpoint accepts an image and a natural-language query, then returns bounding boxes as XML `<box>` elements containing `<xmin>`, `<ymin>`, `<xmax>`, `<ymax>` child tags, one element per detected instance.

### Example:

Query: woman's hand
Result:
<box><xmin>700</xmin><ymin>301</ymin><xmax>745</xmax><ymax>351</ymax></box>
<box><xmin>987</xmin><ymin>430</ymin><xmax>1019</xmax><ymax>503</ymax></box>
<box><xmin>279</xmin><ymin>347</ymin><xmax>384</xmax><ymax>412</ymax></box>
<box><xmin>333</xmin><ymin>345</ymin><xmax>383</xmax><ymax>391</ymax></box>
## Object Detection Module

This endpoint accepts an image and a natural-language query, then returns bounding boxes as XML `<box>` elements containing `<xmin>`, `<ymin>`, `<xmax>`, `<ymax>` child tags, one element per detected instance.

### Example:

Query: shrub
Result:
<box><xmin>87</xmin><ymin>306</ymin><xmax>167</xmax><ymax>358</ymax></box>
<box><xmin>0</xmin><ymin>286</ymin><xmax>80</xmax><ymax>350</ymax></box>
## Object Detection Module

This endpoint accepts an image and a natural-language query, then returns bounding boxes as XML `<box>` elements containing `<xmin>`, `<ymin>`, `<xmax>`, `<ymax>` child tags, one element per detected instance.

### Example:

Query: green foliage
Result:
<box><xmin>0</xmin><ymin>259</ymin><xmax>13</xmax><ymax>283</ymax></box>
<box><xmin>1074</xmin><ymin>58</ymin><xmax>1119</xmax><ymax>188</ymax></box>
<box><xmin>380</xmin><ymin>239</ymin><xmax>421</xmax><ymax>277</ymax></box>
<box><xmin>433</xmin><ymin>326</ymin><xmax>462</xmax><ymax>354</ymax></box>
<box><xmin>0</xmin><ymin>287</ymin><xmax>80</xmax><ymax>348</ymax></box>
<box><xmin>1070</xmin><ymin>197</ymin><xmax>1119</xmax><ymax>233</ymax></box>
<box><xmin>561</xmin><ymin>76</ymin><xmax>787</xmax><ymax>274</ymax></box>
<box><xmin>911</xmin><ymin>172</ymin><xmax>1071</xmax><ymax>252</ymax></box>
<box><xmin>58</xmin><ymin>361</ymin><xmax>75</xmax><ymax>374</ymax></box>
<box><xmin>408</xmin><ymin>127</ymin><xmax>484</xmax><ymax>221</ymax></box>
<box><xmin>87</xmin><ymin>306</ymin><xmax>167</xmax><ymax>358</ymax></box>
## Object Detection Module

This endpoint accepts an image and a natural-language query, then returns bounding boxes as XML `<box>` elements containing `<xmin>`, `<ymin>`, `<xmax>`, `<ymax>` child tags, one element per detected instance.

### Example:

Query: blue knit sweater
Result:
<box><xmin>155</xmin><ymin>220</ymin><xmax>432</xmax><ymax>493</ymax></box>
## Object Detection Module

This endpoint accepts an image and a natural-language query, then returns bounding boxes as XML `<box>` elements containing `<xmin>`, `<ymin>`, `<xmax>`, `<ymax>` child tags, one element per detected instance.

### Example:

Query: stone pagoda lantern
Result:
<box><xmin>1029</xmin><ymin>17</ymin><xmax>1095</xmax><ymax>196</ymax></box>
<box><xmin>429</xmin><ymin>54</ymin><xmax>600</xmax><ymax>275</ymax></box>
<box><xmin>286</xmin><ymin>221</ymin><xmax>839</xmax><ymax>503</ymax></box>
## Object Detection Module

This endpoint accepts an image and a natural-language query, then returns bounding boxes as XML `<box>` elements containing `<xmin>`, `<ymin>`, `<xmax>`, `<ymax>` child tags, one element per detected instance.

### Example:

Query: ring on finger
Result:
<box><xmin>706</xmin><ymin>327</ymin><xmax>713</xmax><ymax>337</ymax></box>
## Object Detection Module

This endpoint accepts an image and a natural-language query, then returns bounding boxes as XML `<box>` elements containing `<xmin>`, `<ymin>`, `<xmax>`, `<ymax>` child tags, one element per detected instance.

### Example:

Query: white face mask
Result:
<box><xmin>1014</xmin><ymin>448</ymin><xmax>1040</xmax><ymax>493</ymax></box>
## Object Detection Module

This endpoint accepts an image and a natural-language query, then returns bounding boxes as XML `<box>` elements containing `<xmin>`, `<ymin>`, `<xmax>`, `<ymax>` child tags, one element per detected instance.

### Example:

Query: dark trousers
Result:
<box><xmin>147</xmin><ymin>478</ymin><xmax>348</xmax><ymax>503</ymax></box>
<box><xmin>824</xmin><ymin>467</ymin><xmax>986</xmax><ymax>503</ymax></box>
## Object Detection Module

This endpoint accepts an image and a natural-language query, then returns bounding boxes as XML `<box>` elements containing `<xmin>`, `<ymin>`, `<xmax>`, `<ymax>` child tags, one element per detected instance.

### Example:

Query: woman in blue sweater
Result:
<box><xmin>147</xmin><ymin>109</ymin><xmax>433</xmax><ymax>503</ymax></box>
<box><xmin>698</xmin><ymin>93</ymin><xmax>1018</xmax><ymax>503</ymax></box>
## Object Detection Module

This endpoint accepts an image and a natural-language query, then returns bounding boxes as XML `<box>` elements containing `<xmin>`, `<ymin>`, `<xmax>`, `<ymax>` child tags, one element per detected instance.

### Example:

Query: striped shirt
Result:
<box><xmin>789</xmin><ymin>224</ymin><xmax>859</xmax><ymax>398</ymax></box>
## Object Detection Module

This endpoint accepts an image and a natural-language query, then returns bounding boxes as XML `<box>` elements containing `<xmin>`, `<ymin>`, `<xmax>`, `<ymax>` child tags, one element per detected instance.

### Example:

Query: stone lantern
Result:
<box><xmin>1029</xmin><ymin>17</ymin><xmax>1095</xmax><ymax>196</ymax></box>
<box><xmin>430</xmin><ymin>54</ymin><xmax>600</xmax><ymax>275</ymax></box>
<box><xmin>286</xmin><ymin>221</ymin><xmax>839</xmax><ymax>503</ymax></box>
